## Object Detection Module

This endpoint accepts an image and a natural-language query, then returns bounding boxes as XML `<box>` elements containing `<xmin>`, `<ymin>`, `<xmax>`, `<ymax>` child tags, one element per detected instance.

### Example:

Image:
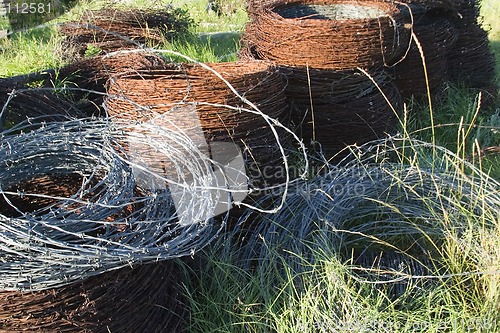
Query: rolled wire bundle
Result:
<box><xmin>390</xmin><ymin>0</ymin><xmax>458</xmax><ymax>16</ymax></box>
<box><xmin>387</xmin><ymin>13</ymin><xmax>458</xmax><ymax>100</ymax></box>
<box><xmin>241</xmin><ymin>0</ymin><xmax>411</xmax><ymax>70</ymax></box>
<box><xmin>245</xmin><ymin>0</ymin><xmax>282</xmax><ymax>16</ymax></box>
<box><xmin>0</xmin><ymin>261</ymin><xmax>185</xmax><ymax>332</ymax></box>
<box><xmin>105</xmin><ymin>60</ymin><xmax>293</xmax><ymax>190</ymax></box>
<box><xmin>279</xmin><ymin>65</ymin><xmax>389</xmax><ymax>105</ymax></box>
<box><xmin>0</xmin><ymin>88</ymin><xmax>87</xmax><ymax>130</ymax></box>
<box><xmin>0</xmin><ymin>119</ymin><xmax>229</xmax><ymax>290</ymax></box>
<box><xmin>447</xmin><ymin>23</ymin><xmax>497</xmax><ymax>99</ymax></box>
<box><xmin>59</xmin><ymin>8</ymin><xmax>183</xmax><ymax>55</ymax></box>
<box><xmin>451</xmin><ymin>0</ymin><xmax>481</xmax><ymax>27</ymax></box>
<box><xmin>292</xmin><ymin>76</ymin><xmax>403</xmax><ymax>158</ymax></box>
<box><xmin>232</xmin><ymin>137</ymin><xmax>500</xmax><ymax>299</ymax></box>
<box><xmin>49</xmin><ymin>51</ymin><xmax>169</xmax><ymax>115</ymax></box>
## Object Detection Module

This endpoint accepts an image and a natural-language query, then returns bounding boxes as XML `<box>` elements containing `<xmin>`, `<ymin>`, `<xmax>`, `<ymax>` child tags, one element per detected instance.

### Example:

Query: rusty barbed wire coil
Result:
<box><xmin>0</xmin><ymin>261</ymin><xmax>185</xmax><ymax>332</ymax></box>
<box><xmin>59</xmin><ymin>7</ymin><xmax>191</xmax><ymax>55</ymax></box>
<box><xmin>0</xmin><ymin>89</ymin><xmax>87</xmax><ymax>130</ymax></box>
<box><xmin>388</xmin><ymin>13</ymin><xmax>458</xmax><ymax>100</ymax></box>
<box><xmin>105</xmin><ymin>60</ymin><xmax>295</xmax><ymax>191</ymax></box>
<box><xmin>50</xmin><ymin>51</ymin><xmax>169</xmax><ymax>115</ymax></box>
<box><xmin>279</xmin><ymin>65</ymin><xmax>390</xmax><ymax>106</ymax></box>
<box><xmin>291</xmin><ymin>76</ymin><xmax>403</xmax><ymax>158</ymax></box>
<box><xmin>242</xmin><ymin>0</ymin><xmax>411</xmax><ymax>70</ymax></box>
<box><xmin>447</xmin><ymin>23</ymin><xmax>497</xmax><ymax>96</ymax></box>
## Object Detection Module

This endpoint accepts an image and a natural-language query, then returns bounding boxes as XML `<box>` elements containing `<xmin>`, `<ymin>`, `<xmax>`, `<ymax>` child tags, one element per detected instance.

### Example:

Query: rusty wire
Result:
<box><xmin>59</xmin><ymin>7</ymin><xmax>188</xmax><ymax>55</ymax></box>
<box><xmin>0</xmin><ymin>52</ymin><xmax>169</xmax><ymax>124</ymax></box>
<box><xmin>389</xmin><ymin>0</ymin><xmax>458</xmax><ymax>14</ymax></box>
<box><xmin>0</xmin><ymin>89</ymin><xmax>87</xmax><ymax>130</ymax></box>
<box><xmin>51</xmin><ymin>51</ymin><xmax>169</xmax><ymax>115</ymax></box>
<box><xmin>245</xmin><ymin>0</ymin><xmax>282</xmax><ymax>16</ymax></box>
<box><xmin>0</xmin><ymin>261</ymin><xmax>185</xmax><ymax>332</ymax></box>
<box><xmin>452</xmin><ymin>0</ymin><xmax>481</xmax><ymax>26</ymax></box>
<box><xmin>280</xmin><ymin>65</ymin><xmax>389</xmax><ymax>106</ymax></box>
<box><xmin>388</xmin><ymin>13</ymin><xmax>458</xmax><ymax>100</ymax></box>
<box><xmin>242</xmin><ymin>0</ymin><xmax>411</xmax><ymax>70</ymax></box>
<box><xmin>105</xmin><ymin>60</ymin><xmax>293</xmax><ymax>190</ymax></box>
<box><xmin>447</xmin><ymin>23</ymin><xmax>496</xmax><ymax>92</ymax></box>
<box><xmin>292</xmin><ymin>79</ymin><xmax>403</xmax><ymax>158</ymax></box>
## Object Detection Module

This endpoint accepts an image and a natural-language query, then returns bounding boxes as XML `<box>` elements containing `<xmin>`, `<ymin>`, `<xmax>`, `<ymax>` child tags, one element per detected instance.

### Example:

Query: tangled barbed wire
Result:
<box><xmin>0</xmin><ymin>118</ymin><xmax>234</xmax><ymax>290</ymax></box>
<box><xmin>105</xmin><ymin>56</ymin><xmax>302</xmax><ymax>195</ymax></box>
<box><xmin>0</xmin><ymin>48</ymin><xmax>309</xmax><ymax>290</ymax></box>
<box><xmin>232</xmin><ymin>137</ymin><xmax>500</xmax><ymax>298</ymax></box>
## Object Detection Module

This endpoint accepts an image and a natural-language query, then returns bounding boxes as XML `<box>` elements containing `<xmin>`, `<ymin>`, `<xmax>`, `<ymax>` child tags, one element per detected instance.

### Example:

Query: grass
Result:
<box><xmin>180</xmin><ymin>136</ymin><xmax>500</xmax><ymax>333</ymax></box>
<box><xmin>0</xmin><ymin>27</ymin><xmax>67</xmax><ymax>77</ymax></box>
<box><xmin>1</xmin><ymin>1</ymin><xmax>500</xmax><ymax>332</ymax></box>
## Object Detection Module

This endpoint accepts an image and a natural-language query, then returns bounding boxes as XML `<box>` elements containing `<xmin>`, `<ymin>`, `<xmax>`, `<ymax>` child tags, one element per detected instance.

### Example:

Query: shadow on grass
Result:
<box><xmin>490</xmin><ymin>40</ymin><xmax>500</xmax><ymax>83</ymax></box>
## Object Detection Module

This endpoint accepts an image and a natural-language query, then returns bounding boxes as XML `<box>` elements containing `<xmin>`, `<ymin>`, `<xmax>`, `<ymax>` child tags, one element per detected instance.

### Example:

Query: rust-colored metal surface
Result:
<box><xmin>105</xmin><ymin>60</ymin><xmax>292</xmax><ymax>188</ymax></box>
<box><xmin>389</xmin><ymin>14</ymin><xmax>457</xmax><ymax>100</ymax></box>
<box><xmin>60</xmin><ymin>8</ymin><xmax>176</xmax><ymax>54</ymax></box>
<box><xmin>0</xmin><ymin>261</ymin><xmax>185</xmax><ymax>333</ymax></box>
<box><xmin>242</xmin><ymin>0</ymin><xmax>411</xmax><ymax>70</ymax></box>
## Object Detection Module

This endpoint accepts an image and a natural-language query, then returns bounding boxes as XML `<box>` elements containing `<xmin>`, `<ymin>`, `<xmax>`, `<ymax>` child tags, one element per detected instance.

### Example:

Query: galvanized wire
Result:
<box><xmin>0</xmin><ymin>118</ymin><xmax>231</xmax><ymax>291</ymax></box>
<box><xmin>0</xmin><ymin>49</ymin><xmax>309</xmax><ymax>290</ymax></box>
<box><xmin>105</xmin><ymin>58</ymin><xmax>297</xmax><ymax>193</ymax></box>
<box><xmin>232</xmin><ymin>137</ymin><xmax>500</xmax><ymax>296</ymax></box>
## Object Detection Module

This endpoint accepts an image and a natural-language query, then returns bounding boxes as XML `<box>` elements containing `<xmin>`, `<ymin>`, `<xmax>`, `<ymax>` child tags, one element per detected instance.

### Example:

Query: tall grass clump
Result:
<box><xmin>180</xmin><ymin>135</ymin><xmax>500</xmax><ymax>333</ymax></box>
<box><xmin>406</xmin><ymin>85</ymin><xmax>500</xmax><ymax>179</ymax></box>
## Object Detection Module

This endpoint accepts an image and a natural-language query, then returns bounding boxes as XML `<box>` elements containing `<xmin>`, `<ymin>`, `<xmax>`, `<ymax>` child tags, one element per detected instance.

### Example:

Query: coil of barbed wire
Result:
<box><xmin>232</xmin><ymin>137</ymin><xmax>500</xmax><ymax>297</ymax></box>
<box><xmin>388</xmin><ymin>13</ymin><xmax>458</xmax><ymax>99</ymax></box>
<box><xmin>0</xmin><ymin>261</ymin><xmax>185</xmax><ymax>332</ymax></box>
<box><xmin>292</xmin><ymin>78</ymin><xmax>403</xmax><ymax>159</ymax></box>
<box><xmin>279</xmin><ymin>66</ymin><xmax>390</xmax><ymax>106</ymax></box>
<box><xmin>105</xmin><ymin>59</ymin><xmax>295</xmax><ymax>191</ymax></box>
<box><xmin>0</xmin><ymin>118</ymin><xmax>231</xmax><ymax>290</ymax></box>
<box><xmin>242</xmin><ymin>0</ymin><xmax>411</xmax><ymax>70</ymax></box>
<box><xmin>59</xmin><ymin>7</ymin><xmax>189</xmax><ymax>55</ymax></box>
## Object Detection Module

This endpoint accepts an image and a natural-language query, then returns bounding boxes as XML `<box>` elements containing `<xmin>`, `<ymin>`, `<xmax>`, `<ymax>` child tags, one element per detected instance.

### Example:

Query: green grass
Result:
<box><xmin>0</xmin><ymin>27</ymin><xmax>67</xmax><ymax>77</ymax></box>
<box><xmin>179</xmin><ymin>135</ymin><xmax>500</xmax><ymax>332</ymax></box>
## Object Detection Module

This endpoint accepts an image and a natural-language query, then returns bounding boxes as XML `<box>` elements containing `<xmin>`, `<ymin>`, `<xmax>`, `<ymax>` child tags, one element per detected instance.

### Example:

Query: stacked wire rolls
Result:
<box><xmin>241</xmin><ymin>0</ymin><xmax>408</xmax><ymax>158</ymax></box>
<box><xmin>0</xmin><ymin>119</ymin><xmax>226</xmax><ymax>291</ymax></box>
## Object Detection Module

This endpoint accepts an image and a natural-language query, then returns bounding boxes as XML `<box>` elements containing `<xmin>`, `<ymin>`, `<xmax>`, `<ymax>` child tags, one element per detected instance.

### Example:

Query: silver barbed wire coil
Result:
<box><xmin>0</xmin><ymin>118</ymin><xmax>236</xmax><ymax>291</ymax></box>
